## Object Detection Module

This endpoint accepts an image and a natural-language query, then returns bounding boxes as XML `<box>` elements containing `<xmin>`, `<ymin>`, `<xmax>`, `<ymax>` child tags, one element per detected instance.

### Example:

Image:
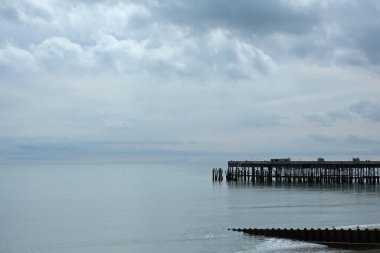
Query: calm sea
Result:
<box><xmin>0</xmin><ymin>163</ymin><xmax>379</xmax><ymax>253</ymax></box>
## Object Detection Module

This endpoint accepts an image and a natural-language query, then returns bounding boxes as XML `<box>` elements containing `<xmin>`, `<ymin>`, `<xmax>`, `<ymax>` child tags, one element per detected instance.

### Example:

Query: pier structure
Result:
<box><xmin>224</xmin><ymin>158</ymin><xmax>380</xmax><ymax>184</ymax></box>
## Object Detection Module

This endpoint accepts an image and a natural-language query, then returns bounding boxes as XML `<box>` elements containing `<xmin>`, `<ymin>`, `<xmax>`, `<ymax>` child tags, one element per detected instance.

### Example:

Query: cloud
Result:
<box><xmin>308</xmin><ymin>134</ymin><xmax>380</xmax><ymax>146</ymax></box>
<box><xmin>240</xmin><ymin>114</ymin><xmax>285</xmax><ymax>128</ymax></box>
<box><xmin>56</xmin><ymin>2</ymin><xmax>150</xmax><ymax>39</ymax></box>
<box><xmin>101</xmin><ymin>119</ymin><xmax>130</xmax><ymax>129</ymax></box>
<box><xmin>1</xmin><ymin>28</ymin><xmax>277</xmax><ymax>78</ymax></box>
<box><xmin>195</xmin><ymin>28</ymin><xmax>277</xmax><ymax>78</ymax></box>
<box><xmin>0</xmin><ymin>43</ymin><xmax>40</xmax><ymax>72</ymax></box>
<box><xmin>1</xmin><ymin>0</ymin><xmax>380</xmax><ymax>77</ymax></box>
<box><xmin>350</xmin><ymin>100</ymin><xmax>380</xmax><ymax>122</ymax></box>
<box><xmin>157</xmin><ymin>0</ymin><xmax>319</xmax><ymax>35</ymax></box>
<box><xmin>303</xmin><ymin>110</ymin><xmax>352</xmax><ymax>126</ymax></box>
<box><xmin>1</xmin><ymin>0</ymin><xmax>380</xmax><ymax>162</ymax></box>
<box><xmin>308</xmin><ymin>1</ymin><xmax>380</xmax><ymax>66</ymax></box>
<box><xmin>344</xmin><ymin>135</ymin><xmax>380</xmax><ymax>145</ymax></box>
<box><xmin>31</xmin><ymin>37</ymin><xmax>88</xmax><ymax>70</ymax></box>
<box><xmin>334</xmin><ymin>1</ymin><xmax>380</xmax><ymax>65</ymax></box>
<box><xmin>0</xmin><ymin>4</ymin><xmax>19</xmax><ymax>22</ymax></box>
<box><xmin>355</xmin><ymin>25</ymin><xmax>380</xmax><ymax>64</ymax></box>
<box><xmin>0</xmin><ymin>0</ymin><xmax>52</xmax><ymax>25</ymax></box>
<box><xmin>308</xmin><ymin>134</ymin><xmax>337</xmax><ymax>143</ymax></box>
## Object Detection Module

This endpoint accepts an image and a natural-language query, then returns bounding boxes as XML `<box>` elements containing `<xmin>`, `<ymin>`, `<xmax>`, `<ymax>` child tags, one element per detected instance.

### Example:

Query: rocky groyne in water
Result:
<box><xmin>229</xmin><ymin>227</ymin><xmax>380</xmax><ymax>249</ymax></box>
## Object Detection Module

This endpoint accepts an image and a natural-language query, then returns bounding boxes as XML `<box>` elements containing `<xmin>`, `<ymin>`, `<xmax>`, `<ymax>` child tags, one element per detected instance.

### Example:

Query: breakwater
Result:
<box><xmin>228</xmin><ymin>227</ymin><xmax>380</xmax><ymax>249</ymax></box>
<box><xmin>214</xmin><ymin>158</ymin><xmax>380</xmax><ymax>185</ymax></box>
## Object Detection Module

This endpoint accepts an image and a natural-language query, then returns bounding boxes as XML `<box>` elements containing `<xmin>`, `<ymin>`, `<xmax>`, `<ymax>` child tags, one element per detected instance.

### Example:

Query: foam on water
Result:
<box><xmin>334</xmin><ymin>224</ymin><xmax>380</xmax><ymax>230</ymax></box>
<box><xmin>231</xmin><ymin>237</ymin><xmax>350</xmax><ymax>253</ymax></box>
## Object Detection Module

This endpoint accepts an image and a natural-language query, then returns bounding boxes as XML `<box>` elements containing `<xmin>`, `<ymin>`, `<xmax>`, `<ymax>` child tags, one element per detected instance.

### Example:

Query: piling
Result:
<box><xmin>212</xmin><ymin>168</ymin><xmax>223</xmax><ymax>182</ymax></box>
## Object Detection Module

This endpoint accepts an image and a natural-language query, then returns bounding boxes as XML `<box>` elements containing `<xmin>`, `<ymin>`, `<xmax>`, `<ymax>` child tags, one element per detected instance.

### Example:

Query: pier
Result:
<box><xmin>214</xmin><ymin>158</ymin><xmax>380</xmax><ymax>184</ymax></box>
<box><xmin>229</xmin><ymin>227</ymin><xmax>380</xmax><ymax>249</ymax></box>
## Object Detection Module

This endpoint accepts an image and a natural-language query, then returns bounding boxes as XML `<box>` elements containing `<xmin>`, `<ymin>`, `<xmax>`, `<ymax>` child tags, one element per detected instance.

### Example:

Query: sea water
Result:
<box><xmin>0</xmin><ymin>163</ymin><xmax>379</xmax><ymax>253</ymax></box>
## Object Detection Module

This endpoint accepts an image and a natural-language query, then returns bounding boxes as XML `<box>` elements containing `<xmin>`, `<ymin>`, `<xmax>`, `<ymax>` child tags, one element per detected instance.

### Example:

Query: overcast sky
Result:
<box><xmin>1</xmin><ymin>0</ymin><xmax>380</xmax><ymax>164</ymax></box>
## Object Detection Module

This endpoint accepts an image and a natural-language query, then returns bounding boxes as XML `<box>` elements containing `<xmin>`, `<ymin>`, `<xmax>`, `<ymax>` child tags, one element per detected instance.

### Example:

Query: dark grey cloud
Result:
<box><xmin>344</xmin><ymin>135</ymin><xmax>380</xmax><ymax>145</ymax></box>
<box><xmin>308</xmin><ymin>134</ymin><xmax>337</xmax><ymax>143</ymax></box>
<box><xmin>303</xmin><ymin>114</ymin><xmax>334</xmax><ymax>126</ymax></box>
<box><xmin>350</xmin><ymin>100</ymin><xmax>380</xmax><ymax>122</ymax></box>
<box><xmin>306</xmin><ymin>0</ymin><xmax>380</xmax><ymax>66</ymax></box>
<box><xmin>355</xmin><ymin>25</ymin><xmax>380</xmax><ymax>64</ymax></box>
<box><xmin>156</xmin><ymin>0</ymin><xmax>319</xmax><ymax>35</ymax></box>
<box><xmin>0</xmin><ymin>1</ymin><xmax>51</xmax><ymax>23</ymax></box>
<box><xmin>0</xmin><ymin>4</ymin><xmax>19</xmax><ymax>22</ymax></box>
<box><xmin>138</xmin><ymin>0</ymin><xmax>380</xmax><ymax>67</ymax></box>
<box><xmin>303</xmin><ymin>110</ymin><xmax>352</xmax><ymax>126</ymax></box>
<box><xmin>334</xmin><ymin>0</ymin><xmax>380</xmax><ymax>65</ymax></box>
<box><xmin>308</xmin><ymin>134</ymin><xmax>380</xmax><ymax>146</ymax></box>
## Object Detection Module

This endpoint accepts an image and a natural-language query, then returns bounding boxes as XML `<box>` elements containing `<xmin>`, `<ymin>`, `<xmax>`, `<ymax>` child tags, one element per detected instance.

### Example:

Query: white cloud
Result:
<box><xmin>32</xmin><ymin>37</ymin><xmax>89</xmax><ymax>70</ymax></box>
<box><xmin>56</xmin><ymin>2</ymin><xmax>150</xmax><ymax>38</ymax></box>
<box><xmin>0</xmin><ymin>43</ymin><xmax>40</xmax><ymax>72</ymax></box>
<box><xmin>205</xmin><ymin>28</ymin><xmax>277</xmax><ymax>77</ymax></box>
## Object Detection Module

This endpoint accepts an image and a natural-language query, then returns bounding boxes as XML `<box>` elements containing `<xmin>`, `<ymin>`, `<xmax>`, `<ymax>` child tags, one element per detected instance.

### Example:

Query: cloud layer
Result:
<box><xmin>1</xmin><ymin>0</ymin><xmax>380</xmax><ymax>163</ymax></box>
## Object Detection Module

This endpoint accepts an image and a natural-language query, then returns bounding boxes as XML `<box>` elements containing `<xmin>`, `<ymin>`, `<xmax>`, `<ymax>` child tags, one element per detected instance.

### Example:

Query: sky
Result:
<box><xmin>1</xmin><ymin>0</ymin><xmax>380</xmax><ymax>164</ymax></box>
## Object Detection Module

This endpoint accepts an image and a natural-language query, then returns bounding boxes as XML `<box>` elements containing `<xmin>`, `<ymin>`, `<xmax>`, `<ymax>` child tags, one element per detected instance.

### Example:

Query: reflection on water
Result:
<box><xmin>225</xmin><ymin>181</ymin><xmax>380</xmax><ymax>192</ymax></box>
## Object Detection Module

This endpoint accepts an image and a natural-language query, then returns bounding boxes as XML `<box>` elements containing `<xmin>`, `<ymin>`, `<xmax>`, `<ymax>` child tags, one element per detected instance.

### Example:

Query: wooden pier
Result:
<box><xmin>229</xmin><ymin>227</ymin><xmax>380</xmax><ymax>249</ymax></box>
<box><xmin>215</xmin><ymin>158</ymin><xmax>380</xmax><ymax>185</ymax></box>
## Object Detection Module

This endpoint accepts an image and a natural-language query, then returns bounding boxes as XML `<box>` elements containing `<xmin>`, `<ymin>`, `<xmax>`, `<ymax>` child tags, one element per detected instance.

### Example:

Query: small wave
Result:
<box><xmin>230</xmin><ymin>202</ymin><xmax>355</xmax><ymax>210</ymax></box>
<box><xmin>234</xmin><ymin>237</ymin><xmax>348</xmax><ymax>253</ymax></box>
<box><xmin>257</xmin><ymin>238</ymin><xmax>322</xmax><ymax>252</ymax></box>
<box><xmin>177</xmin><ymin>232</ymin><xmax>229</xmax><ymax>242</ymax></box>
<box><xmin>334</xmin><ymin>223</ymin><xmax>380</xmax><ymax>230</ymax></box>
